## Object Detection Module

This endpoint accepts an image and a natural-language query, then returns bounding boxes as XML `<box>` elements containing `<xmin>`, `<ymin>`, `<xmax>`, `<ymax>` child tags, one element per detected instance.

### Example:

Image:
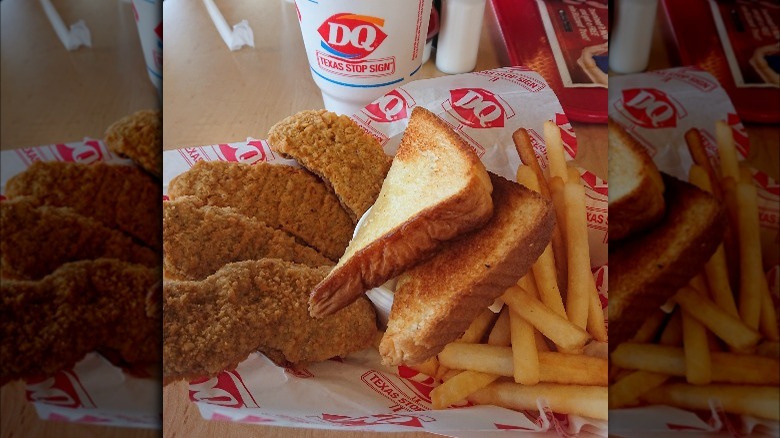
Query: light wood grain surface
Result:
<box><xmin>0</xmin><ymin>0</ymin><xmax>159</xmax><ymax>437</ymax></box>
<box><xmin>0</xmin><ymin>0</ymin><xmax>159</xmax><ymax>150</ymax></box>
<box><xmin>161</xmin><ymin>1</ymin><xmax>606</xmax><ymax>437</ymax></box>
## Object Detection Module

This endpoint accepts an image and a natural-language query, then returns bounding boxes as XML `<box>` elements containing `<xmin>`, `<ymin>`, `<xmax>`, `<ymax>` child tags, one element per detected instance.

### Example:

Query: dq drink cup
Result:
<box><xmin>295</xmin><ymin>0</ymin><xmax>434</xmax><ymax>115</ymax></box>
<box><xmin>132</xmin><ymin>0</ymin><xmax>162</xmax><ymax>95</ymax></box>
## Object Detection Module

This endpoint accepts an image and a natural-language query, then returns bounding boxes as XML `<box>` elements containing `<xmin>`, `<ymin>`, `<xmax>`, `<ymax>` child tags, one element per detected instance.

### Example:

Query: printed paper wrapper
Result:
<box><xmin>0</xmin><ymin>139</ymin><xmax>161</xmax><ymax>429</ymax></box>
<box><xmin>162</xmin><ymin>67</ymin><xmax>609</xmax><ymax>436</ymax></box>
<box><xmin>609</xmin><ymin>66</ymin><xmax>780</xmax><ymax>436</ymax></box>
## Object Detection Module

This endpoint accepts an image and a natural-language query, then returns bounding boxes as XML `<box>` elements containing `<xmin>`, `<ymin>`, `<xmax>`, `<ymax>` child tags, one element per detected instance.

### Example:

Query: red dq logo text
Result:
<box><xmin>448</xmin><ymin>88</ymin><xmax>512</xmax><ymax>129</ymax></box>
<box><xmin>189</xmin><ymin>371</ymin><xmax>259</xmax><ymax>408</ymax></box>
<box><xmin>218</xmin><ymin>141</ymin><xmax>267</xmax><ymax>165</ymax></box>
<box><xmin>55</xmin><ymin>141</ymin><xmax>103</xmax><ymax>164</ymax></box>
<box><xmin>318</xmin><ymin>14</ymin><xmax>387</xmax><ymax>59</ymax></box>
<box><xmin>621</xmin><ymin>88</ymin><xmax>682</xmax><ymax>129</ymax></box>
<box><xmin>364</xmin><ymin>89</ymin><xmax>414</xmax><ymax>122</ymax></box>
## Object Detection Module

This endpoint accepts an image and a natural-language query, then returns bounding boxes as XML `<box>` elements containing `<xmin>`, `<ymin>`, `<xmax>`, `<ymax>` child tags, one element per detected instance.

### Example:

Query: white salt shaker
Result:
<box><xmin>435</xmin><ymin>0</ymin><xmax>486</xmax><ymax>74</ymax></box>
<box><xmin>609</xmin><ymin>0</ymin><xmax>659</xmax><ymax>73</ymax></box>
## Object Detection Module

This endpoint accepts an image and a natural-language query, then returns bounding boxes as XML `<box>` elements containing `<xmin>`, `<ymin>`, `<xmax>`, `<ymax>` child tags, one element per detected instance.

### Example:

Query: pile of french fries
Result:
<box><xmin>409</xmin><ymin>121</ymin><xmax>609</xmax><ymax>421</ymax></box>
<box><xmin>609</xmin><ymin>121</ymin><xmax>780</xmax><ymax>422</ymax></box>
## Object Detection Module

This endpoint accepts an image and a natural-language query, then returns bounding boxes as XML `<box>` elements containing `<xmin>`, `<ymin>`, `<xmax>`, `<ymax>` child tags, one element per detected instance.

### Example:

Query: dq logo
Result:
<box><xmin>364</xmin><ymin>89</ymin><xmax>414</xmax><ymax>122</ymax></box>
<box><xmin>55</xmin><ymin>141</ymin><xmax>103</xmax><ymax>164</ymax></box>
<box><xmin>189</xmin><ymin>371</ymin><xmax>260</xmax><ymax>409</ymax></box>
<box><xmin>448</xmin><ymin>88</ymin><xmax>512</xmax><ymax>128</ymax></box>
<box><xmin>26</xmin><ymin>371</ymin><xmax>95</xmax><ymax>409</ymax></box>
<box><xmin>621</xmin><ymin>88</ymin><xmax>682</xmax><ymax>129</ymax></box>
<box><xmin>318</xmin><ymin>14</ymin><xmax>387</xmax><ymax>59</ymax></box>
<box><xmin>218</xmin><ymin>141</ymin><xmax>267</xmax><ymax>165</ymax></box>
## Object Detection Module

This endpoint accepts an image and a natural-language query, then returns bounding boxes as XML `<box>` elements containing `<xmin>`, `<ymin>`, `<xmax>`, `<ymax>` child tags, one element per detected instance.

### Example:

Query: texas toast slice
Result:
<box><xmin>609</xmin><ymin>174</ymin><xmax>726</xmax><ymax>350</ymax></box>
<box><xmin>309</xmin><ymin>107</ymin><xmax>494</xmax><ymax>317</ymax></box>
<box><xmin>380</xmin><ymin>174</ymin><xmax>554</xmax><ymax>365</ymax></box>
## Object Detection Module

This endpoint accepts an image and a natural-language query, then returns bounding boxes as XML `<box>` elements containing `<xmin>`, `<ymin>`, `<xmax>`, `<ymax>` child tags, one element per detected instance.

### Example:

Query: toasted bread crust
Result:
<box><xmin>309</xmin><ymin>107</ymin><xmax>494</xmax><ymax>317</ymax></box>
<box><xmin>609</xmin><ymin>174</ymin><xmax>726</xmax><ymax>349</ymax></box>
<box><xmin>608</xmin><ymin>119</ymin><xmax>665</xmax><ymax>241</ymax></box>
<box><xmin>380</xmin><ymin>174</ymin><xmax>554</xmax><ymax>365</ymax></box>
<box><xmin>267</xmin><ymin>110</ymin><xmax>392</xmax><ymax>222</ymax></box>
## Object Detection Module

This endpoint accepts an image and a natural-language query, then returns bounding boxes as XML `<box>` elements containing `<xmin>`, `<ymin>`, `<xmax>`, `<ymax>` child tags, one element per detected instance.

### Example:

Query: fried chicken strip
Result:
<box><xmin>163</xmin><ymin>259</ymin><xmax>377</xmax><ymax>382</ymax></box>
<box><xmin>167</xmin><ymin>161</ymin><xmax>353</xmax><ymax>261</ymax></box>
<box><xmin>1</xmin><ymin>259</ymin><xmax>160</xmax><ymax>384</ymax></box>
<box><xmin>1</xmin><ymin>197</ymin><xmax>159</xmax><ymax>280</ymax></box>
<box><xmin>105</xmin><ymin>109</ymin><xmax>163</xmax><ymax>179</ymax></box>
<box><xmin>163</xmin><ymin>197</ymin><xmax>332</xmax><ymax>280</ymax></box>
<box><xmin>5</xmin><ymin>161</ymin><xmax>162</xmax><ymax>251</ymax></box>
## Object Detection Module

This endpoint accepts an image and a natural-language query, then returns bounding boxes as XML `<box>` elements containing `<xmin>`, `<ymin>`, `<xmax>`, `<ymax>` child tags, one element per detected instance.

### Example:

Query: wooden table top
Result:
<box><xmin>0</xmin><ymin>0</ymin><xmax>159</xmax><ymax>150</ymax></box>
<box><xmin>0</xmin><ymin>0</ymin><xmax>159</xmax><ymax>437</ymax></box>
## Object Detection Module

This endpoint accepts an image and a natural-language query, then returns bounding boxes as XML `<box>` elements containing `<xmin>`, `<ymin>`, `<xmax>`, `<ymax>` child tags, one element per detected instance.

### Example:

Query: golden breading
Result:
<box><xmin>1</xmin><ymin>259</ymin><xmax>160</xmax><ymax>384</ymax></box>
<box><xmin>105</xmin><ymin>109</ymin><xmax>163</xmax><ymax>179</ymax></box>
<box><xmin>167</xmin><ymin>161</ymin><xmax>353</xmax><ymax>261</ymax></box>
<box><xmin>1</xmin><ymin>197</ymin><xmax>159</xmax><ymax>280</ymax></box>
<box><xmin>268</xmin><ymin>110</ymin><xmax>392</xmax><ymax>222</ymax></box>
<box><xmin>163</xmin><ymin>196</ymin><xmax>333</xmax><ymax>280</ymax></box>
<box><xmin>5</xmin><ymin>161</ymin><xmax>162</xmax><ymax>251</ymax></box>
<box><xmin>163</xmin><ymin>259</ymin><xmax>377</xmax><ymax>382</ymax></box>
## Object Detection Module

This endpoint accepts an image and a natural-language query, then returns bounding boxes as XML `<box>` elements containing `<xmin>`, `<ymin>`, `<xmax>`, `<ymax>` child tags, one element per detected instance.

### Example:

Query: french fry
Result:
<box><xmin>517</xmin><ymin>166</ymin><xmax>568</xmax><ymax>317</ymax></box>
<box><xmin>680</xmin><ymin>296</ymin><xmax>712</xmax><ymax>385</ymax></box>
<box><xmin>487</xmin><ymin>306</ymin><xmax>511</xmax><ymax>347</ymax></box>
<box><xmin>610</xmin><ymin>343</ymin><xmax>780</xmax><ymax>385</ymax></box>
<box><xmin>735</xmin><ymin>182</ymin><xmax>763</xmax><ymax>330</ymax></box>
<box><xmin>435</xmin><ymin>365</ymin><xmax>451</xmax><ymax>381</ymax></box>
<box><xmin>509</xmin><ymin>310</ymin><xmax>539</xmax><ymax>385</ymax></box>
<box><xmin>587</xmin><ymin>283</ymin><xmax>608</xmax><ymax>342</ymax></box>
<box><xmin>685</xmin><ymin>128</ymin><xmax>722</xmax><ymax>199</ymax></box>
<box><xmin>503</xmin><ymin>285</ymin><xmax>591</xmax><ymax>352</ymax></box>
<box><xmin>468</xmin><ymin>382</ymin><xmax>608</xmax><ymax>421</ymax></box>
<box><xmin>438</xmin><ymin>343</ymin><xmax>607</xmax><ymax>386</ymax></box>
<box><xmin>716</xmin><ymin>120</ymin><xmax>740</xmax><ymax>183</ymax></box>
<box><xmin>457</xmin><ymin>307</ymin><xmax>497</xmax><ymax>344</ymax></box>
<box><xmin>410</xmin><ymin>356</ymin><xmax>439</xmax><ymax>378</ymax></box>
<box><xmin>430</xmin><ymin>370</ymin><xmax>499</xmax><ymax>409</ymax></box>
<box><xmin>543</xmin><ymin>121</ymin><xmax>569</xmax><ymax>182</ymax></box>
<box><xmin>567</xmin><ymin>165</ymin><xmax>581</xmax><ymax>186</ymax></box>
<box><xmin>759</xmin><ymin>279</ymin><xmax>780</xmax><ymax>341</ymax></box>
<box><xmin>659</xmin><ymin>310</ymin><xmax>684</xmax><ymax>346</ymax></box>
<box><xmin>609</xmin><ymin>370</ymin><xmax>670</xmax><ymax>409</ymax></box>
<box><xmin>739</xmin><ymin>163</ymin><xmax>754</xmax><ymax>185</ymax></box>
<box><xmin>642</xmin><ymin>384</ymin><xmax>780</xmax><ymax>421</ymax></box>
<box><xmin>563</xmin><ymin>181</ymin><xmax>592</xmax><ymax>329</ymax></box>
<box><xmin>512</xmin><ymin>128</ymin><xmax>551</xmax><ymax>199</ymax></box>
<box><xmin>548</xmin><ymin>175</ymin><xmax>570</xmax><ymax>286</ymax></box>
<box><xmin>756</xmin><ymin>341</ymin><xmax>780</xmax><ymax>358</ymax></box>
<box><xmin>673</xmin><ymin>286</ymin><xmax>760</xmax><ymax>350</ymax></box>
<box><xmin>630</xmin><ymin>310</ymin><xmax>666</xmax><ymax>343</ymax></box>
<box><xmin>440</xmin><ymin>368</ymin><xmax>462</xmax><ymax>382</ymax></box>
<box><xmin>534</xmin><ymin>329</ymin><xmax>551</xmax><ymax>352</ymax></box>
<box><xmin>517</xmin><ymin>272</ymin><xmax>540</xmax><ymax>299</ymax></box>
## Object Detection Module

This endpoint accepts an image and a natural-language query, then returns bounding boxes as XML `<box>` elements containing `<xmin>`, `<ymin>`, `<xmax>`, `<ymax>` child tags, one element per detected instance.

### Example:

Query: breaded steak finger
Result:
<box><xmin>163</xmin><ymin>259</ymin><xmax>376</xmax><ymax>382</ymax></box>
<box><xmin>163</xmin><ymin>196</ymin><xmax>333</xmax><ymax>280</ymax></box>
<box><xmin>167</xmin><ymin>161</ymin><xmax>353</xmax><ymax>261</ymax></box>
<box><xmin>1</xmin><ymin>259</ymin><xmax>159</xmax><ymax>383</ymax></box>
<box><xmin>5</xmin><ymin>161</ymin><xmax>162</xmax><ymax>251</ymax></box>
<box><xmin>105</xmin><ymin>109</ymin><xmax>163</xmax><ymax>179</ymax></box>
<box><xmin>1</xmin><ymin>197</ymin><xmax>159</xmax><ymax>280</ymax></box>
<box><xmin>268</xmin><ymin>110</ymin><xmax>392</xmax><ymax>222</ymax></box>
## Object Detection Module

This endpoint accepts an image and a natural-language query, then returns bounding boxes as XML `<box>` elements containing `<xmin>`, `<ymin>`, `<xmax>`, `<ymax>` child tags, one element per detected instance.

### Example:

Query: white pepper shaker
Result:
<box><xmin>435</xmin><ymin>0</ymin><xmax>486</xmax><ymax>74</ymax></box>
<box><xmin>609</xmin><ymin>0</ymin><xmax>659</xmax><ymax>73</ymax></box>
